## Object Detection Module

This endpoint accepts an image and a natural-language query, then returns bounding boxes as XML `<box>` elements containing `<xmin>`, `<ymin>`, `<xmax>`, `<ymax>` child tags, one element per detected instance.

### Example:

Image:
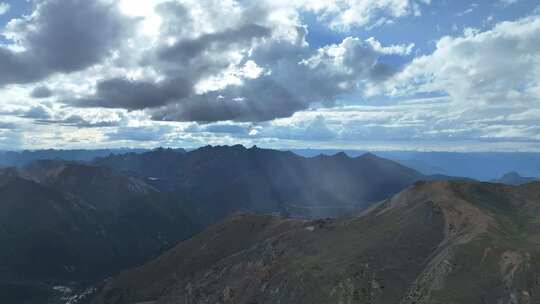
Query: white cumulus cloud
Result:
<box><xmin>0</xmin><ymin>2</ymin><xmax>10</xmax><ymax>15</ymax></box>
<box><xmin>377</xmin><ymin>14</ymin><xmax>540</xmax><ymax>106</ymax></box>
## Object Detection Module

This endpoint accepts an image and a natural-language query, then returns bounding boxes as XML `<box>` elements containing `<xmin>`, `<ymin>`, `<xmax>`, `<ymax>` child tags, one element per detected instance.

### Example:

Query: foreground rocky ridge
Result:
<box><xmin>92</xmin><ymin>180</ymin><xmax>540</xmax><ymax>304</ymax></box>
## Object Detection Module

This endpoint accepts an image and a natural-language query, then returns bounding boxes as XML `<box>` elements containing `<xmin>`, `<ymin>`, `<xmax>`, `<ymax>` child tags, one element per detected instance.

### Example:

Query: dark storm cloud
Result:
<box><xmin>58</xmin><ymin>1</ymin><xmax>405</xmax><ymax>124</ymax></box>
<box><xmin>30</xmin><ymin>86</ymin><xmax>53</xmax><ymax>98</ymax></box>
<box><xmin>150</xmin><ymin>36</ymin><xmax>401</xmax><ymax>123</ymax></box>
<box><xmin>69</xmin><ymin>77</ymin><xmax>193</xmax><ymax>110</ymax></box>
<box><xmin>158</xmin><ymin>24</ymin><xmax>271</xmax><ymax>62</ymax></box>
<box><xmin>151</xmin><ymin>77</ymin><xmax>307</xmax><ymax>123</ymax></box>
<box><xmin>150</xmin><ymin>23</ymin><xmax>273</xmax><ymax>83</ymax></box>
<box><xmin>0</xmin><ymin>49</ymin><xmax>47</xmax><ymax>84</ymax></box>
<box><xmin>73</xmin><ymin>33</ymin><xmax>401</xmax><ymax>123</ymax></box>
<box><xmin>0</xmin><ymin>0</ymin><xmax>135</xmax><ymax>86</ymax></box>
<box><xmin>65</xmin><ymin>19</ymin><xmax>270</xmax><ymax>111</ymax></box>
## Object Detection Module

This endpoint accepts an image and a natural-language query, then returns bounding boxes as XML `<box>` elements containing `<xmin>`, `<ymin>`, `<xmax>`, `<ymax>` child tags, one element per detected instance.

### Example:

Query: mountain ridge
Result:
<box><xmin>91</xmin><ymin>180</ymin><xmax>540</xmax><ymax>304</ymax></box>
<box><xmin>94</xmin><ymin>145</ymin><xmax>464</xmax><ymax>219</ymax></box>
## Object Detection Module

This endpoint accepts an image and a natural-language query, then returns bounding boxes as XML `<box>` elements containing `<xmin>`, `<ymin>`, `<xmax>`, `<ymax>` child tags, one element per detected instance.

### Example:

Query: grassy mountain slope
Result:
<box><xmin>92</xmin><ymin>181</ymin><xmax>540</xmax><ymax>304</ymax></box>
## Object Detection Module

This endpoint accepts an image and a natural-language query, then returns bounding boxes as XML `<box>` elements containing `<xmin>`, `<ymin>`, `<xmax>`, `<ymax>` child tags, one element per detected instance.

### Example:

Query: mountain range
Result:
<box><xmin>0</xmin><ymin>149</ymin><xmax>149</xmax><ymax>168</ymax></box>
<box><xmin>94</xmin><ymin>145</ymin><xmax>463</xmax><ymax>220</ymax></box>
<box><xmin>1</xmin><ymin>145</ymin><xmax>432</xmax><ymax>303</ymax></box>
<box><xmin>4</xmin><ymin>148</ymin><xmax>540</xmax><ymax>181</ymax></box>
<box><xmin>1</xmin><ymin>145</ymin><xmax>537</xmax><ymax>304</ymax></box>
<box><xmin>291</xmin><ymin>150</ymin><xmax>540</xmax><ymax>181</ymax></box>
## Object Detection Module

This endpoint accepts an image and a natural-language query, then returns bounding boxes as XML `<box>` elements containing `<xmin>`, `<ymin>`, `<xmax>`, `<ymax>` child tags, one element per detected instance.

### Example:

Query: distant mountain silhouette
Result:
<box><xmin>292</xmin><ymin>149</ymin><xmax>540</xmax><ymax>181</ymax></box>
<box><xmin>0</xmin><ymin>148</ymin><xmax>150</xmax><ymax>167</ymax></box>
<box><xmin>95</xmin><ymin>145</ymin><xmax>454</xmax><ymax>220</ymax></box>
<box><xmin>491</xmin><ymin>171</ymin><xmax>539</xmax><ymax>185</ymax></box>
<box><xmin>92</xmin><ymin>180</ymin><xmax>540</xmax><ymax>304</ymax></box>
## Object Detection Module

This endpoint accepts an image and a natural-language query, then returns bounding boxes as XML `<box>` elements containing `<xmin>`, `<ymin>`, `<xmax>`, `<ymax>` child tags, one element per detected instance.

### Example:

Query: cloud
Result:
<box><xmin>0</xmin><ymin>129</ymin><xmax>22</xmax><ymax>150</ymax></box>
<box><xmin>365</xmin><ymin>37</ymin><xmax>414</xmax><ymax>55</ymax></box>
<box><xmin>376</xmin><ymin>15</ymin><xmax>540</xmax><ymax>106</ymax></box>
<box><xmin>149</xmin><ymin>35</ymin><xmax>408</xmax><ymax>122</ymax></box>
<box><xmin>150</xmin><ymin>77</ymin><xmax>307</xmax><ymax>122</ymax></box>
<box><xmin>455</xmin><ymin>3</ymin><xmax>478</xmax><ymax>17</ymax></box>
<box><xmin>21</xmin><ymin>105</ymin><xmax>52</xmax><ymax>120</ymax></box>
<box><xmin>234</xmin><ymin>99</ymin><xmax>540</xmax><ymax>145</ymax></box>
<box><xmin>106</xmin><ymin>125</ymin><xmax>175</xmax><ymax>142</ymax></box>
<box><xmin>181</xmin><ymin>115</ymin><xmax>337</xmax><ymax>141</ymax></box>
<box><xmin>292</xmin><ymin>0</ymin><xmax>431</xmax><ymax>31</ymax></box>
<box><xmin>499</xmin><ymin>0</ymin><xmax>519</xmax><ymax>6</ymax></box>
<box><xmin>69</xmin><ymin>77</ymin><xmax>193</xmax><ymax>110</ymax></box>
<box><xmin>30</xmin><ymin>86</ymin><xmax>53</xmax><ymax>99</ymax></box>
<box><xmin>183</xmin><ymin>122</ymin><xmax>251</xmax><ymax>135</ymax></box>
<box><xmin>157</xmin><ymin>23</ymin><xmax>271</xmax><ymax>64</ymax></box>
<box><xmin>301</xmin><ymin>37</ymin><xmax>405</xmax><ymax>86</ymax></box>
<box><xmin>0</xmin><ymin>121</ymin><xmax>16</xmax><ymax>129</ymax></box>
<box><xmin>36</xmin><ymin>114</ymin><xmax>120</xmax><ymax>128</ymax></box>
<box><xmin>3</xmin><ymin>0</ymin><xmax>539</xmax><ymax>150</ymax></box>
<box><xmin>203</xmin><ymin>124</ymin><xmax>248</xmax><ymax>134</ymax></box>
<box><xmin>62</xmin><ymin>1</ymin><xmax>411</xmax><ymax>123</ymax></box>
<box><xmin>0</xmin><ymin>0</ymin><xmax>135</xmax><ymax>86</ymax></box>
<box><xmin>0</xmin><ymin>2</ymin><xmax>9</xmax><ymax>15</ymax></box>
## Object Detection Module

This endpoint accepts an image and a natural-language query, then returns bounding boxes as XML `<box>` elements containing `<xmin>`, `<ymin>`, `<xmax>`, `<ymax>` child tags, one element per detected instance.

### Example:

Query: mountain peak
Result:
<box><xmin>359</xmin><ymin>152</ymin><xmax>379</xmax><ymax>160</ymax></box>
<box><xmin>502</xmin><ymin>171</ymin><xmax>522</xmax><ymax>178</ymax></box>
<box><xmin>493</xmin><ymin>171</ymin><xmax>538</xmax><ymax>185</ymax></box>
<box><xmin>332</xmin><ymin>151</ymin><xmax>349</xmax><ymax>159</ymax></box>
<box><xmin>197</xmin><ymin>144</ymin><xmax>247</xmax><ymax>153</ymax></box>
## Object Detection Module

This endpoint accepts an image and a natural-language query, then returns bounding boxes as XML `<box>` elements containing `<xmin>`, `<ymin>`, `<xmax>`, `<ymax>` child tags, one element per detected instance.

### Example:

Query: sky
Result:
<box><xmin>0</xmin><ymin>0</ymin><xmax>539</xmax><ymax>151</ymax></box>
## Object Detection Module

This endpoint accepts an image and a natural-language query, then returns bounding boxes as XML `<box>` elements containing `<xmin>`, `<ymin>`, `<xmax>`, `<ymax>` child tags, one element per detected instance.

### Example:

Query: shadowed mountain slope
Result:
<box><xmin>94</xmin><ymin>145</ymin><xmax>451</xmax><ymax>220</ymax></box>
<box><xmin>0</xmin><ymin>163</ymin><xmax>197</xmax><ymax>304</ymax></box>
<box><xmin>92</xmin><ymin>181</ymin><xmax>540</xmax><ymax>304</ymax></box>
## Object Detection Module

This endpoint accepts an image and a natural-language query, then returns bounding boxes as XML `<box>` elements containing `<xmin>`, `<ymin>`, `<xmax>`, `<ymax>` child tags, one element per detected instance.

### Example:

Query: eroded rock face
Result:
<box><xmin>91</xmin><ymin>181</ymin><xmax>540</xmax><ymax>304</ymax></box>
